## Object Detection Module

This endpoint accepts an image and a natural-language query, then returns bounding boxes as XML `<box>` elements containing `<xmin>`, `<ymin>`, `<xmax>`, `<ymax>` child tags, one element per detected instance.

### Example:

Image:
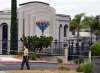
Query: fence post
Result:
<box><xmin>89</xmin><ymin>50</ymin><xmax>91</xmax><ymax>63</ymax></box>
<box><xmin>65</xmin><ymin>47</ymin><xmax>68</xmax><ymax>64</ymax></box>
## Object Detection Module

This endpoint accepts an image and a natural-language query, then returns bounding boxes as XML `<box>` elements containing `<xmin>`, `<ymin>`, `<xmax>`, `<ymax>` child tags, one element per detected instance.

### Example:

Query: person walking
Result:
<box><xmin>20</xmin><ymin>46</ymin><xmax>30</xmax><ymax>70</ymax></box>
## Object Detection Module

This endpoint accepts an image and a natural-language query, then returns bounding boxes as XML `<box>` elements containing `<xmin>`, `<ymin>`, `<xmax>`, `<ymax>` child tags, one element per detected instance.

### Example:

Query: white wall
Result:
<box><xmin>0</xmin><ymin>11</ymin><xmax>11</xmax><ymax>54</ymax></box>
<box><xmin>0</xmin><ymin>1</ymin><xmax>71</xmax><ymax>53</ymax></box>
<box><xmin>55</xmin><ymin>14</ymin><xmax>70</xmax><ymax>42</ymax></box>
<box><xmin>18</xmin><ymin>2</ymin><xmax>56</xmax><ymax>37</ymax></box>
<box><xmin>18</xmin><ymin>2</ymin><xmax>56</xmax><ymax>50</ymax></box>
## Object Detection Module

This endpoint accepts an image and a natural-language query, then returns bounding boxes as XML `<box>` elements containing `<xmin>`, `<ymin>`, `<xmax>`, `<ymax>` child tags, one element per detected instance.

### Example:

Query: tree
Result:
<box><xmin>94</xmin><ymin>15</ymin><xmax>100</xmax><ymax>40</ymax></box>
<box><xmin>20</xmin><ymin>36</ymin><xmax>53</xmax><ymax>52</ymax></box>
<box><xmin>10</xmin><ymin>0</ymin><xmax>18</xmax><ymax>54</ymax></box>
<box><xmin>20</xmin><ymin>35</ymin><xmax>39</xmax><ymax>51</ymax></box>
<box><xmin>38</xmin><ymin>36</ymin><xmax>53</xmax><ymax>51</ymax></box>
<box><xmin>70</xmin><ymin>13</ymin><xmax>85</xmax><ymax>59</ymax></box>
<box><xmin>90</xmin><ymin>41</ymin><xmax>100</xmax><ymax>56</ymax></box>
<box><xmin>94</xmin><ymin>15</ymin><xmax>100</xmax><ymax>30</ymax></box>
<box><xmin>70</xmin><ymin>13</ymin><xmax>85</xmax><ymax>33</ymax></box>
<box><xmin>82</xmin><ymin>15</ymin><xmax>100</xmax><ymax>43</ymax></box>
<box><xmin>81</xmin><ymin>16</ymin><xmax>94</xmax><ymax>45</ymax></box>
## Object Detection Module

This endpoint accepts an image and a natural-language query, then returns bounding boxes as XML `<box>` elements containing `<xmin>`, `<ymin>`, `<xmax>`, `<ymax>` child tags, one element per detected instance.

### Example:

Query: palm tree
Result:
<box><xmin>94</xmin><ymin>15</ymin><xmax>100</xmax><ymax>40</ymax></box>
<box><xmin>82</xmin><ymin>16</ymin><xmax>94</xmax><ymax>45</ymax></box>
<box><xmin>10</xmin><ymin>0</ymin><xmax>18</xmax><ymax>54</ymax></box>
<box><xmin>70</xmin><ymin>13</ymin><xmax>85</xmax><ymax>47</ymax></box>
<box><xmin>70</xmin><ymin>13</ymin><xmax>85</xmax><ymax>37</ymax></box>
<box><xmin>81</xmin><ymin>16</ymin><xmax>95</xmax><ymax>63</ymax></box>
<box><xmin>82</xmin><ymin>15</ymin><xmax>100</xmax><ymax>41</ymax></box>
<box><xmin>70</xmin><ymin>13</ymin><xmax>85</xmax><ymax>63</ymax></box>
<box><xmin>81</xmin><ymin>16</ymin><xmax>100</xmax><ymax>63</ymax></box>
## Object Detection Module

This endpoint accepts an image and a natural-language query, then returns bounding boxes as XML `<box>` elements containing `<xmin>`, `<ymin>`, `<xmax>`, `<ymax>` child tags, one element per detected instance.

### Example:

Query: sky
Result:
<box><xmin>0</xmin><ymin>0</ymin><xmax>100</xmax><ymax>17</ymax></box>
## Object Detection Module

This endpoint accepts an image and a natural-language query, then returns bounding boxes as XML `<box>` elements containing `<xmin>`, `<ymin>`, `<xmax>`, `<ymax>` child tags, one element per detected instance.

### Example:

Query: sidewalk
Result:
<box><xmin>0</xmin><ymin>56</ymin><xmax>48</xmax><ymax>64</ymax></box>
<box><xmin>0</xmin><ymin>55</ymin><xmax>59</xmax><ymax>64</ymax></box>
<box><xmin>0</xmin><ymin>56</ymin><xmax>65</xmax><ymax>65</ymax></box>
<box><xmin>0</xmin><ymin>71</ymin><xmax>6</xmax><ymax>73</ymax></box>
<box><xmin>0</xmin><ymin>56</ymin><xmax>78</xmax><ymax>73</ymax></box>
<box><xmin>0</xmin><ymin>55</ymin><xmax>78</xmax><ymax>65</ymax></box>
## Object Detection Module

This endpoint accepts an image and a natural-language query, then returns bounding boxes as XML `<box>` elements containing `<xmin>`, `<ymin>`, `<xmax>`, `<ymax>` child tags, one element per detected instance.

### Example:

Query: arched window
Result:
<box><xmin>59</xmin><ymin>24</ymin><xmax>62</xmax><ymax>50</ymax></box>
<box><xmin>59</xmin><ymin>24</ymin><xmax>62</xmax><ymax>39</ymax></box>
<box><xmin>64</xmin><ymin>24</ymin><xmax>68</xmax><ymax>37</ymax></box>
<box><xmin>1</xmin><ymin>23</ymin><xmax>8</xmax><ymax>55</ymax></box>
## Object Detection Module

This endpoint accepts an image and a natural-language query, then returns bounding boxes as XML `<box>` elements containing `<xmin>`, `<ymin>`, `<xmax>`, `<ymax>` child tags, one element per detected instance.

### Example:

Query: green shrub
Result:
<box><xmin>74</xmin><ymin>59</ymin><xmax>84</xmax><ymax>64</ymax></box>
<box><xmin>76</xmin><ymin>64</ymin><xmax>84</xmax><ymax>72</ymax></box>
<box><xmin>83</xmin><ymin>64</ymin><xmax>92</xmax><ymax>73</ymax></box>
<box><xmin>76</xmin><ymin>64</ymin><xmax>92</xmax><ymax>73</ymax></box>
<box><xmin>74</xmin><ymin>59</ymin><xmax>80</xmax><ymax>64</ymax></box>
<box><xmin>29</xmin><ymin>52</ymin><xmax>37</xmax><ymax>60</ymax></box>
<box><xmin>91</xmin><ymin>41</ymin><xmax>100</xmax><ymax>56</ymax></box>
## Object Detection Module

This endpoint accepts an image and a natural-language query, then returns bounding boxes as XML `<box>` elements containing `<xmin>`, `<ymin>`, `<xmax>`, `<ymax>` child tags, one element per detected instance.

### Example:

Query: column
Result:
<box><xmin>0</xmin><ymin>26</ymin><xmax>2</xmax><ymax>54</ymax></box>
<box><xmin>89</xmin><ymin>50</ymin><xmax>91</xmax><ymax>63</ymax></box>
<box><xmin>65</xmin><ymin>47</ymin><xmax>68</xmax><ymax>64</ymax></box>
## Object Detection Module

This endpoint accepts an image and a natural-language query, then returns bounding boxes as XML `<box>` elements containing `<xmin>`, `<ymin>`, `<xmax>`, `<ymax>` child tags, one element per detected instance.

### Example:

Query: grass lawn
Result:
<box><xmin>6</xmin><ymin>70</ymin><xmax>83</xmax><ymax>73</ymax></box>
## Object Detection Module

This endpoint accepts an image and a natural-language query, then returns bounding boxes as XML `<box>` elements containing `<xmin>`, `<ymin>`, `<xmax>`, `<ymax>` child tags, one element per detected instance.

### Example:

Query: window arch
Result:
<box><xmin>59</xmin><ymin>24</ymin><xmax>62</xmax><ymax>28</ymax></box>
<box><xmin>59</xmin><ymin>24</ymin><xmax>62</xmax><ymax>41</ymax></box>
<box><xmin>64</xmin><ymin>24</ymin><xmax>68</xmax><ymax>37</ymax></box>
<box><xmin>1</xmin><ymin>23</ymin><xmax>8</xmax><ymax>55</ymax></box>
<box><xmin>58</xmin><ymin>24</ymin><xmax>62</xmax><ymax>49</ymax></box>
<box><xmin>59</xmin><ymin>24</ymin><xmax>62</xmax><ymax>37</ymax></box>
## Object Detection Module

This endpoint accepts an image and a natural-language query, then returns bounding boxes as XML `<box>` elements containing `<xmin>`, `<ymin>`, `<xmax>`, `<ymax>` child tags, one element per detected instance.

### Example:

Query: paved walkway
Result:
<box><xmin>0</xmin><ymin>71</ymin><xmax>6</xmax><ymax>73</ymax></box>
<box><xmin>0</xmin><ymin>55</ymin><xmax>78</xmax><ymax>65</ymax></box>
<box><xmin>0</xmin><ymin>55</ymin><xmax>78</xmax><ymax>72</ymax></box>
<box><xmin>0</xmin><ymin>56</ymin><xmax>48</xmax><ymax>63</ymax></box>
